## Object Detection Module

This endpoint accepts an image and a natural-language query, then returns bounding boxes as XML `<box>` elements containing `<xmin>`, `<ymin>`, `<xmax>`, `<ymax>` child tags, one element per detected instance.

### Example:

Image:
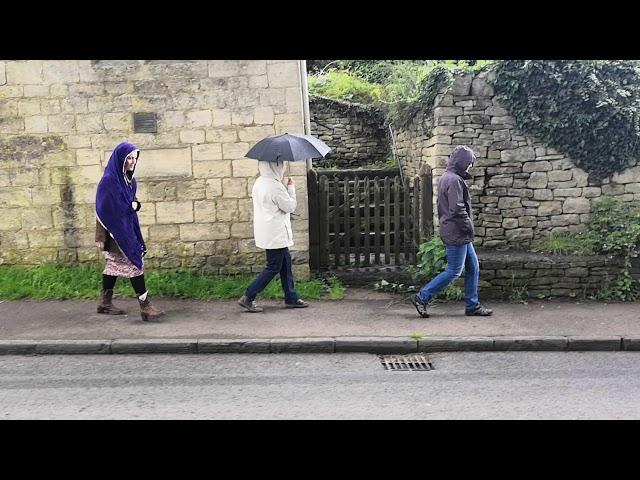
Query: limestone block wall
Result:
<box><xmin>0</xmin><ymin>60</ymin><xmax>309</xmax><ymax>276</ymax></box>
<box><xmin>396</xmin><ymin>69</ymin><xmax>640</xmax><ymax>248</ymax></box>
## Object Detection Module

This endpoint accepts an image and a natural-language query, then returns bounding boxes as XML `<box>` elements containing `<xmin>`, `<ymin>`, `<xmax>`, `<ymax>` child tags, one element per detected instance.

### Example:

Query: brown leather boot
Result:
<box><xmin>138</xmin><ymin>295</ymin><xmax>165</xmax><ymax>322</ymax></box>
<box><xmin>97</xmin><ymin>289</ymin><xmax>125</xmax><ymax>315</ymax></box>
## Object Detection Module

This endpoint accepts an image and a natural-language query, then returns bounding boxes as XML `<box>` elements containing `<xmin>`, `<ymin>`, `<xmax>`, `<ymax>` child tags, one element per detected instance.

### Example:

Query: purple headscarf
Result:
<box><xmin>95</xmin><ymin>142</ymin><xmax>145</xmax><ymax>269</ymax></box>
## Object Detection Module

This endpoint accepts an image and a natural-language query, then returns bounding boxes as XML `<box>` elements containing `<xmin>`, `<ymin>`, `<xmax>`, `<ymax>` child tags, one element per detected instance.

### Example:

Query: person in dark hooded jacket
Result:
<box><xmin>411</xmin><ymin>145</ymin><xmax>493</xmax><ymax>318</ymax></box>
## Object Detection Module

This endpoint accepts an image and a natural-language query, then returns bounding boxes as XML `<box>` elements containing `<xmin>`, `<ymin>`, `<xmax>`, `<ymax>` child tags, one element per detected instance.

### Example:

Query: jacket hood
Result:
<box><xmin>446</xmin><ymin>145</ymin><xmax>475</xmax><ymax>179</ymax></box>
<box><xmin>104</xmin><ymin>141</ymin><xmax>139</xmax><ymax>187</ymax></box>
<box><xmin>258</xmin><ymin>160</ymin><xmax>285</xmax><ymax>182</ymax></box>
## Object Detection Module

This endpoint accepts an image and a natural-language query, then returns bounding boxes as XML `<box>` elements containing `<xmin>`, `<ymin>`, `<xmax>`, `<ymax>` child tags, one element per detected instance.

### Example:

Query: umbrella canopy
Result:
<box><xmin>245</xmin><ymin>133</ymin><xmax>331</xmax><ymax>162</ymax></box>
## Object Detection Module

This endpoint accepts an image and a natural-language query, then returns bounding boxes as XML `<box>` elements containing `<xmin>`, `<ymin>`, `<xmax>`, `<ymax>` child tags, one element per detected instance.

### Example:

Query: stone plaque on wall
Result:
<box><xmin>133</xmin><ymin>112</ymin><xmax>157</xmax><ymax>133</ymax></box>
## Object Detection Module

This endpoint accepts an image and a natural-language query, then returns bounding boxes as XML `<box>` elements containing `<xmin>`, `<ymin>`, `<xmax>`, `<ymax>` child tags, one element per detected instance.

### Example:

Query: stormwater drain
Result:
<box><xmin>380</xmin><ymin>354</ymin><xmax>434</xmax><ymax>371</ymax></box>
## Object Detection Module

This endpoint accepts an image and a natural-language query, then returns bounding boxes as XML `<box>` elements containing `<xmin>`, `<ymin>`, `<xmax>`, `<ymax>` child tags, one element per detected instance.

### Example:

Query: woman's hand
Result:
<box><xmin>95</xmin><ymin>241</ymin><xmax>104</xmax><ymax>250</ymax></box>
<box><xmin>287</xmin><ymin>177</ymin><xmax>295</xmax><ymax>186</ymax></box>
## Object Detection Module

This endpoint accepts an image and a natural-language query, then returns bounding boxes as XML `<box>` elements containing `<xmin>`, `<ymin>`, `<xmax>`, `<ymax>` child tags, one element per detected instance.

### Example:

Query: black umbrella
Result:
<box><xmin>245</xmin><ymin>132</ymin><xmax>331</xmax><ymax>162</ymax></box>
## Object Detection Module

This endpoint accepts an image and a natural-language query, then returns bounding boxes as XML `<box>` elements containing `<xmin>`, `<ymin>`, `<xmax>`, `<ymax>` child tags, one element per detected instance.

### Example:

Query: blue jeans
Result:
<box><xmin>417</xmin><ymin>242</ymin><xmax>480</xmax><ymax>310</ymax></box>
<box><xmin>245</xmin><ymin>247</ymin><xmax>300</xmax><ymax>304</ymax></box>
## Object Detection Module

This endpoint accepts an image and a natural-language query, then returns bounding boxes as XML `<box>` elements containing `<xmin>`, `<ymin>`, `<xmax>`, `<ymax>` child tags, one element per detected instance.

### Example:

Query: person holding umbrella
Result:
<box><xmin>238</xmin><ymin>133</ymin><xmax>330</xmax><ymax>313</ymax></box>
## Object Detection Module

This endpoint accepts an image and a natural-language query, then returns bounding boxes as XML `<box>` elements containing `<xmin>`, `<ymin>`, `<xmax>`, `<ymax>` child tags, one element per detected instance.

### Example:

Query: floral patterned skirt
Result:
<box><xmin>103</xmin><ymin>252</ymin><xmax>144</xmax><ymax>278</ymax></box>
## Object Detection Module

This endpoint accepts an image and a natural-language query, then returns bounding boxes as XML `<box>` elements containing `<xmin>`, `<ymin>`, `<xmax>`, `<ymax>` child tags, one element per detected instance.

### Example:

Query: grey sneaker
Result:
<box><xmin>285</xmin><ymin>299</ymin><xmax>309</xmax><ymax>308</ymax></box>
<box><xmin>238</xmin><ymin>295</ymin><xmax>263</xmax><ymax>313</ymax></box>
<box><xmin>410</xmin><ymin>294</ymin><xmax>429</xmax><ymax>318</ymax></box>
<box><xmin>465</xmin><ymin>305</ymin><xmax>493</xmax><ymax>316</ymax></box>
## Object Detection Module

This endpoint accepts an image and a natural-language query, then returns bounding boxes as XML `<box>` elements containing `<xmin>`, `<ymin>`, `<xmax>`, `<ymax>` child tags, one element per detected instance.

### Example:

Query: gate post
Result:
<box><xmin>307</xmin><ymin>169</ymin><xmax>320</xmax><ymax>272</ymax></box>
<box><xmin>419</xmin><ymin>165</ymin><xmax>434</xmax><ymax>241</ymax></box>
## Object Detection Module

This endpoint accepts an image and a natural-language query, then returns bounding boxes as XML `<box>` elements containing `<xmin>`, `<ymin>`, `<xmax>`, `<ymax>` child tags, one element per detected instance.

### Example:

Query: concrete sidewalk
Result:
<box><xmin>1</xmin><ymin>288</ymin><xmax>640</xmax><ymax>354</ymax></box>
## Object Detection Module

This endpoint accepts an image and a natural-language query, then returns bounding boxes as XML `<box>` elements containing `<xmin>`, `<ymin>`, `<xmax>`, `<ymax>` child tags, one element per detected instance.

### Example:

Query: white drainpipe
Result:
<box><xmin>299</xmin><ymin>60</ymin><xmax>312</xmax><ymax>171</ymax></box>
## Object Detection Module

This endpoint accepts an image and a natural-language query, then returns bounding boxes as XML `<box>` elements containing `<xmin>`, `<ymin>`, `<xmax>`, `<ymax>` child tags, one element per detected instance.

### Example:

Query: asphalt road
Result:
<box><xmin>2</xmin><ymin>352</ymin><xmax>640</xmax><ymax>419</ymax></box>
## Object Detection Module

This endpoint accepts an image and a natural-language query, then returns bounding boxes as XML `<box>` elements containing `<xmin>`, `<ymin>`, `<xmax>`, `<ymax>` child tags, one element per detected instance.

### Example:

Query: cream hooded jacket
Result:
<box><xmin>252</xmin><ymin>161</ymin><xmax>296</xmax><ymax>249</ymax></box>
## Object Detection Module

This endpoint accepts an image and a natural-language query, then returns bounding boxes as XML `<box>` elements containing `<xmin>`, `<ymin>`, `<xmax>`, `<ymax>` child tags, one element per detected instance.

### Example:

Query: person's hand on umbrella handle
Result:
<box><xmin>96</xmin><ymin>241</ymin><xmax>104</xmax><ymax>250</ymax></box>
<box><xmin>287</xmin><ymin>177</ymin><xmax>295</xmax><ymax>186</ymax></box>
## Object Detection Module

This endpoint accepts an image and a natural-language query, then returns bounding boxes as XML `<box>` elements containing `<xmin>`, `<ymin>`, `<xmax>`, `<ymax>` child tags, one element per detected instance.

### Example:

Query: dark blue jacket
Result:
<box><xmin>437</xmin><ymin>146</ymin><xmax>475</xmax><ymax>246</ymax></box>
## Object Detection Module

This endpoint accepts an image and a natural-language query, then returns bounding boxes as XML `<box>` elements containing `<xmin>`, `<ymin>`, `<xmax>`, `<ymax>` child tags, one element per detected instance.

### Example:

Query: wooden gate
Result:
<box><xmin>307</xmin><ymin>167</ymin><xmax>433</xmax><ymax>272</ymax></box>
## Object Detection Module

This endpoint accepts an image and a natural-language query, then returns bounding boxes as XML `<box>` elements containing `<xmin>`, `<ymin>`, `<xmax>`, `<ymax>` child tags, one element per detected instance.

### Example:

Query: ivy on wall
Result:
<box><xmin>494</xmin><ymin>60</ymin><xmax>640</xmax><ymax>179</ymax></box>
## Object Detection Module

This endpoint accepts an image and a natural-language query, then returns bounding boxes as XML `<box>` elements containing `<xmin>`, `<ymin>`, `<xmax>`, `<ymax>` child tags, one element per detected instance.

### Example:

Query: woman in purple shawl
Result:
<box><xmin>95</xmin><ymin>142</ymin><xmax>164</xmax><ymax>321</ymax></box>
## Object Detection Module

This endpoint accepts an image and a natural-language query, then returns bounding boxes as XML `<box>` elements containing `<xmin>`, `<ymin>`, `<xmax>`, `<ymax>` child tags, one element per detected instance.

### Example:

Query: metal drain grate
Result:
<box><xmin>380</xmin><ymin>354</ymin><xmax>434</xmax><ymax>371</ymax></box>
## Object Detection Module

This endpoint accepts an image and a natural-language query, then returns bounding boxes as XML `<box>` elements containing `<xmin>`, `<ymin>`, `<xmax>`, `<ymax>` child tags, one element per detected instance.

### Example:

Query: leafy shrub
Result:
<box><xmin>383</xmin><ymin>65</ymin><xmax>453</xmax><ymax>128</ymax></box>
<box><xmin>415</xmin><ymin>235</ymin><xmax>447</xmax><ymax>279</ymax></box>
<box><xmin>308</xmin><ymin>70</ymin><xmax>383</xmax><ymax>104</ymax></box>
<box><xmin>307</xmin><ymin>60</ymin><xmax>496</xmax><ymax>128</ymax></box>
<box><xmin>532</xmin><ymin>196</ymin><xmax>640</xmax><ymax>300</ymax></box>
<box><xmin>589</xmin><ymin>196</ymin><xmax>640</xmax><ymax>257</ymax></box>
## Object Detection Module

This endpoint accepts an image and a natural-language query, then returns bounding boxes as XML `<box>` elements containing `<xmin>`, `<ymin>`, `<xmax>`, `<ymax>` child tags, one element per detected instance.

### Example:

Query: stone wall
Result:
<box><xmin>397</xmin><ymin>69</ymin><xmax>640</xmax><ymax>249</ymax></box>
<box><xmin>333</xmin><ymin>249</ymin><xmax>626</xmax><ymax>299</ymax></box>
<box><xmin>0</xmin><ymin>60</ymin><xmax>309</xmax><ymax>277</ymax></box>
<box><xmin>309</xmin><ymin>95</ymin><xmax>390</xmax><ymax>169</ymax></box>
<box><xmin>477</xmin><ymin>250</ymin><xmax>625</xmax><ymax>299</ymax></box>
<box><xmin>394</xmin><ymin>109</ymin><xmax>434</xmax><ymax>178</ymax></box>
